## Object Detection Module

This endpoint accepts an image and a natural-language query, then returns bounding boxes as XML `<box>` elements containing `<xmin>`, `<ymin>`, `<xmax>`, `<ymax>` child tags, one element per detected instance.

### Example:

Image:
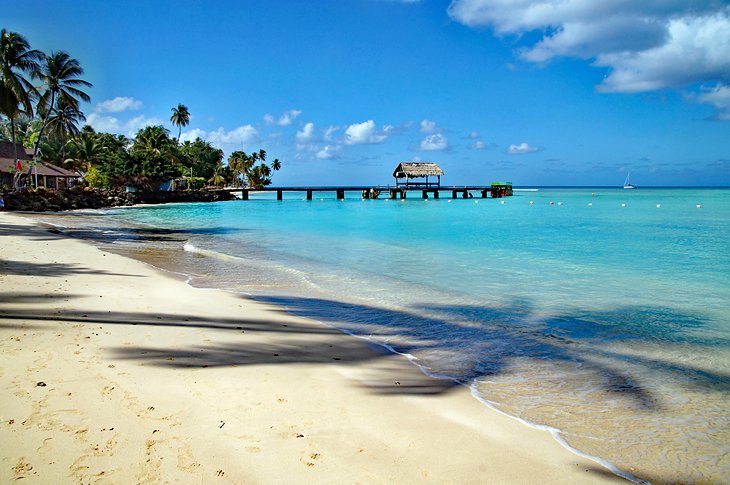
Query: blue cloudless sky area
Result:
<box><xmin>6</xmin><ymin>0</ymin><xmax>730</xmax><ymax>186</ymax></box>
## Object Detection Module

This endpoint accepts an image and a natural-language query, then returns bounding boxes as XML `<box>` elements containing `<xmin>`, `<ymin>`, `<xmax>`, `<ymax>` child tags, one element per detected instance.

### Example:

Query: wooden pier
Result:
<box><xmin>212</xmin><ymin>184</ymin><xmax>513</xmax><ymax>201</ymax></box>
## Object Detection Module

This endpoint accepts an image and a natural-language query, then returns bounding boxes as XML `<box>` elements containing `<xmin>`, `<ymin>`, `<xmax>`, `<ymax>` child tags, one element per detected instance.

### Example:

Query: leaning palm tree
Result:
<box><xmin>0</xmin><ymin>29</ymin><xmax>42</xmax><ymax>185</ymax></box>
<box><xmin>170</xmin><ymin>104</ymin><xmax>190</xmax><ymax>143</ymax></box>
<box><xmin>271</xmin><ymin>158</ymin><xmax>281</xmax><ymax>171</ymax></box>
<box><xmin>32</xmin><ymin>51</ymin><xmax>92</xmax><ymax>160</ymax></box>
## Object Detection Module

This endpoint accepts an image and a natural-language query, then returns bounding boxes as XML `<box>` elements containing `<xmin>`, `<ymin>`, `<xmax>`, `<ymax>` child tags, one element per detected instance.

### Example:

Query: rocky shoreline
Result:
<box><xmin>1</xmin><ymin>187</ymin><xmax>235</xmax><ymax>212</ymax></box>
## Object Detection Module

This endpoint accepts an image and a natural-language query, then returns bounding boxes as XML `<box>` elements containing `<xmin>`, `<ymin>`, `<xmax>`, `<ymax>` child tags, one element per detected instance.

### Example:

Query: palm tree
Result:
<box><xmin>170</xmin><ymin>104</ymin><xmax>190</xmax><ymax>143</ymax></box>
<box><xmin>45</xmin><ymin>99</ymin><xmax>86</xmax><ymax>143</ymax></box>
<box><xmin>271</xmin><ymin>158</ymin><xmax>281</xmax><ymax>171</ymax></box>
<box><xmin>65</xmin><ymin>130</ymin><xmax>103</xmax><ymax>172</ymax></box>
<box><xmin>227</xmin><ymin>150</ymin><xmax>253</xmax><ymax>186</ymax></box>
<box><xmin>135</xmin><ymin>125</ymin><xmax>174</xmax><ymax>156</ymax></box>
<box><xmin>208</xmin><ymin>165</ymin><xmax>225</xmax><ymax>187</ymax></box>
<box><xmin>0</xmin><ymin>29</ymin><xmax>42</xmax><ymax>186</ymax></box>
<box><xmin>32</xmin><ymin>51</ymin><xmax>92</xmax><ymax>160</ymax></box>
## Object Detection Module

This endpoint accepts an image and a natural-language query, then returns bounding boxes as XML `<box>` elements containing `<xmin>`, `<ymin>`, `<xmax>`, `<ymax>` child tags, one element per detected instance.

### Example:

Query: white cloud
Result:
<box><xmin>597</xmin><ymin>13</ymin><xmax>730</xmax><ymax>93</ymax></box>
<box><xmin>95</xmin><ymin>96</ymin><xmax>143</xmax><ymax>113</ymax></box>
<box><xmin>127</xmin><ymin>115</ymin><xmax>164</xmax><ymax>135</ymax></box>
<box><xmin>470</xmin><ymin>140</ymin><xmax>487</xmax><ymax>150</ymax></box>
<box><xmin>86</xmin><ymin>112</ymin><xmax>163</xmax><ymax>138</ymax></box>
<box><xmin>420</xmin><ymin>134</ymin><xmax>449</xmax><ymax>151</ymax></box>
<box><xmin>296</xmin><ymin>122</ymin><xmax>316</xmax><ymax>143</ymax></box>
<box><xmin>264</xmin><ymin>109</ymin><xmax>302</xmax><ymax>126</ymax></box>
<box><xmin>316</xmin><ymin>145</ymin><xmax>341</xmax><ymax>160</ymax></box>
<box><xmin>420</xmin><ymin>119</ymin><xmax>439</xmax><ymax>133</ymax></box>
<box><xmin>86</xmin><ymin>113</ymin><xmax>120</xmax><ymax>133</ymax></box>
<box><xmin>344</xmin><ymin>120</ymin><xmax>392</xmax><ymax>145</ymax></box>
<box><xmin>179</xmin><ymin>128</ymin><xmax>207</xmax><ymax>143</ymax></box>
<box><xmin>324</xmin><ymin>125</ymin><xmax>339</xmax><ymax>141</ymax></box>
<box><xmin>696</xmin><ymin>84</ymin><xmax>730</xmax><ymax>120</ymax></box>
<box><xmin>468</xmin><ymin>131</ymin><xmax>480</xmax><ymax>139</ymax></box>
<box><xmin>207</xmin><ymin>125</ymin><xmax>259</xmax><ymax>145</ymax></box>
<box><xmin>507</xmin><ymin>142</ymin><xmax>542</xmax><ymax>154</ymax></box>
<box><xmin>447</xmin><ymin>1</ymin><xmax>730</xmax><ymax>93</ymax></box>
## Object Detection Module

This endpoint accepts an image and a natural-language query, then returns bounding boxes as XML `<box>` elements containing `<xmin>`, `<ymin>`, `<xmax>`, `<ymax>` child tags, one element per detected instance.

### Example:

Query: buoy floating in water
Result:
<box><xmin>557</xmin><ymin>202</ymin><xmax>563</xmax><ymax>206</ymax></box>
<box><xmin>696</xmin><ymin>204</ymin><xmax>702</xmax><ymax>208</ymax></box>
<box><xmin>475</xmin><ymin>200</ymin><xmax>479</xmax><ymax>204</ymax></box>
<box><xmin>656</xmin><ymin>204</ymin><xmax>662</xmax><ymax>208</ymax></box>
<box><xmin>588</xmin><ymin>202</ymin><xmax>593</xmax><ymax>206</ymax></box>
<box><xmin>529</xmin><ymin>201</ymin><xmax>534</xmax><ymax>205</ymax></box>
<box><xmin>549</xmin><ymin>201</ymin><xmax>555</xmax><ymax>205</ymax></box>
<box><xmin>621</xmin><ymin>203</ymin><xmax>626</xmax><ymax>207</ymax></box>
<box><xmin>500</xmin><ymin>200</ymin><xmax>505</xmax><ymax>205</ymax></box>
<box><xmin>448</xmin><ymin>200</ymin><xmax>452</xmax><ymax>203</ymax></box>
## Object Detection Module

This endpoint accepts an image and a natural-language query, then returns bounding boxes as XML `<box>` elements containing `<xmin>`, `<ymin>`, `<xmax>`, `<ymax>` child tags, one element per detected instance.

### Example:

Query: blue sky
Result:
<box><xmin>6</xmin><ymin>0</ymin><xmax>730</xmax><ymax>186</ymax></box>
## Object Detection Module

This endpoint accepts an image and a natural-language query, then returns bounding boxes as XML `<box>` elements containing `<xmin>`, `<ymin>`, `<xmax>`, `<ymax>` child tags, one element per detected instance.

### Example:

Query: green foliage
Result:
<box><xmin>32</xmin><ymin>50</ymin><xmax>92</xmax><ymax>159</ymax></box>
<box><xmin>0</xmin><ymin>115</ymin><xmax>36</xmax><ymax>146</ymax></box>
<box><xmin>83</xmin><ymin>165</ymin><xmax>107</xmax><ymax>188</ymax></box>
<box><xmin>64</xmin><ymin>130</ymin><xmax>103</xmax><ymax>171</ymax></box>
<box><xmin>129</xmin><ymin>125</ymin><xmax>181</xmax><ymax>190</ymax></box>
<box><xmin>0</xmin><ymin>29</ymin><xmax>43</xmax><ymax>120</ymax></box>
<box><xmin>179</xmin><ymin>138</ymin><xmax>223</xmax><ymax>181</ymax></box>
<box><xmin>88</xmin><ymin>130</ymin><xmax>135</xmax><ymax>187</ymax></box>
<box><xmin>1</xmin><ymin>31</ymin><xmax>285</xmax><ymax>193</ymax></box>
<box><xmin>1</xmin><ymin>29</ymin><xmax>43</xmax><ymax>187</ymax></box>
<box><xmin>170</xmin><ymin>104</ymin><xmax>190</xmax><ymax>143</ymax></box>
<box><xmin>226</xmin><ymin>149</ymin><xmax>281</xmax><ymax>188</ymax></box>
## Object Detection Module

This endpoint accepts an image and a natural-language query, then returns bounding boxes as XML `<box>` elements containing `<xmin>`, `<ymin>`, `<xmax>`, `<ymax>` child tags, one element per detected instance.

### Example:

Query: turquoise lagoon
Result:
<box><xmin>43</xmin><ymin>188</ymin><xmax>730</xmax><ymax>482</ymax></box>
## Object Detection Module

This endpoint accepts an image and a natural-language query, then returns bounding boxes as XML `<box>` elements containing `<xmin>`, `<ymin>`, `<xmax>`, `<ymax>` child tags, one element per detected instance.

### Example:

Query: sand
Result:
<box><xmin>0</xmin><ymin>211</ymin><xmax>623</xmax><ymax>483</ymax></box>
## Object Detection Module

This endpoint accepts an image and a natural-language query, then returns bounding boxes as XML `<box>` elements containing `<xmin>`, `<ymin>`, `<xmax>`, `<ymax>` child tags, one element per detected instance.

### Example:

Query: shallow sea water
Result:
<box><xmin>33</xmin><ymin>188</ymin><xmax>730</xmax><ymax>483</ymax></box>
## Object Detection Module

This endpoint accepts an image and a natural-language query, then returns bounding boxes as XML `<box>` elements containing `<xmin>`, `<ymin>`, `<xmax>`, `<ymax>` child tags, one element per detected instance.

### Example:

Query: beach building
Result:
<box><xmin>0</xmin><ymin>141</ymin><xmax>81</xmax><ymax>189</ymax></box>
<box><xmin>393</xmin><ymin>162</ymin><xmax>444</xmax><ymax>188</ymax></box>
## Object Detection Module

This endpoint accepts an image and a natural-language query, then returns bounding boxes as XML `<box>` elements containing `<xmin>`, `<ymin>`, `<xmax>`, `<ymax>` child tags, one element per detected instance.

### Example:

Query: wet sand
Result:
<box><xmin>0</xmin><ymin>212</ymin><xmax>622</xmax><ymax>483</ymax></box>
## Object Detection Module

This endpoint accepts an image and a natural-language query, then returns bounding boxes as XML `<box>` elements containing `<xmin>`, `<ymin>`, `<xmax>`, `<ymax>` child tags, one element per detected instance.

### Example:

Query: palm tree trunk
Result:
<box><xmin>11</xmin><ymin>117</ymin><xmax>19</xmax><ymax>189</ymax></box>
<box><xmin>32</xmin><ymin>90</ymin><xmax>56</xmax><ymax>161</ymax></box>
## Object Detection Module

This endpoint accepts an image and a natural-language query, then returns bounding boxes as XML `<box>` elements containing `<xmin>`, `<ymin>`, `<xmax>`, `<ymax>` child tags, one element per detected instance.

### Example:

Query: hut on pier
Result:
<box><xmin>392</xmin><ymin>162</ymin><xmax>444</xmax><ymax>188</ymax></box>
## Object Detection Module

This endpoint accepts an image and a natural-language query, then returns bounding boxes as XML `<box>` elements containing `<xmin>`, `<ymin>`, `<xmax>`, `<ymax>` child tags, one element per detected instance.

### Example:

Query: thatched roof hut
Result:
<box><xmin>392</xmin><ymin>162</ymin><xmax>444</xmax><ymax>188</ymax></box>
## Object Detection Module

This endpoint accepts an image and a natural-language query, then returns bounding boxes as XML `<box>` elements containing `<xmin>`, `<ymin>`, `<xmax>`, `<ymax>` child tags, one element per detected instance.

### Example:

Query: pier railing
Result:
<box><xmin>211</xmin><ymin>185</ymin><xmax>512</xmax><ymax>200</ymax></box>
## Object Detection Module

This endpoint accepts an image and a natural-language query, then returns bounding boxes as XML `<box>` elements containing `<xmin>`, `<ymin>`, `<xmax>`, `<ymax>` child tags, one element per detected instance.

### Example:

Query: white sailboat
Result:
<box><xmin>623</xmin><ymin>173</ymin><xmax>637</xmax><ymax>189</ymax></box>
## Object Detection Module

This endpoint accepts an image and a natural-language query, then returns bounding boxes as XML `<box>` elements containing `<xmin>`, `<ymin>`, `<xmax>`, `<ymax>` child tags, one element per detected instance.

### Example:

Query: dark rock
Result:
<box><xmin>1</xmin><ymin>187</ymin><xmax>235</xmax><ymax>212</ymax></box>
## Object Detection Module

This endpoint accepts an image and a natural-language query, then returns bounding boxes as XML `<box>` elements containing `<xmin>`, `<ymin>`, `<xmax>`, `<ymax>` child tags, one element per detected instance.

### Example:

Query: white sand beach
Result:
<box><xmin>0</xmin><ymin>211</ymin><xmax>621</xmax><ymax>483</ymax></box>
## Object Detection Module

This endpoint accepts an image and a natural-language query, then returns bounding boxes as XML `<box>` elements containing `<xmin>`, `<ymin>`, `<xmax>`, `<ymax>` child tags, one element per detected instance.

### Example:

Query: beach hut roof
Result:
<box><xmin>0</xmin><ymin>141</ymin><xmax>32</xmax><ymax>161</ymax></box>
<box><xmin>0</xmin><ymin>141</ymin><xmax>80</xmax><ymax>178</ymax></box>
<box><xmin>393</xmin><ymin>162</ymin><xmax>444</xmax><ymax>179</ymax></box>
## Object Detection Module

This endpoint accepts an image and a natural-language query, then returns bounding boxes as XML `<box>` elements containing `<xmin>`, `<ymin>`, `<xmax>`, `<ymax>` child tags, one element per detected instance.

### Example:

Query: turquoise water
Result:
<box><xmin>42</xmin><ymin>188</ymin><xmax>730</xmax><ymax>482</ymax></box>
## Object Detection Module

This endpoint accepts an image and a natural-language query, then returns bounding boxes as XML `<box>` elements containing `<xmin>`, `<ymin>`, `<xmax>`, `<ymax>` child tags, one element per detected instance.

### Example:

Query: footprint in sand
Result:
<box><xmin>301</xmin><ymin>453</ymin><xmax>320</xmax><ymax>467</ymax></box>
<box><xmin>13</xmin><ymin>458</ymin><xmax>34</xmax><ymax>479</ymax></box>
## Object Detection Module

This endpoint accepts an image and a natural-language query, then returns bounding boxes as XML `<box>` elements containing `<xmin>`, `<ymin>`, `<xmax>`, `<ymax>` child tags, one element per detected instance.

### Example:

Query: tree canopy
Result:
<box><xmin>0</xmin><ymin>30</ymin><xmax>284</xmax><ymax>192</ymax></box>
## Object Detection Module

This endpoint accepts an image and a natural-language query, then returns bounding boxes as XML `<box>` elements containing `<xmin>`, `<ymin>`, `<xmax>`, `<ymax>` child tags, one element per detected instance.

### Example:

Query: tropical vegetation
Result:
<box><xmin>0</xmin><ymin>29</ymin><xmax>282</xmax><ymax>191</ymax></box>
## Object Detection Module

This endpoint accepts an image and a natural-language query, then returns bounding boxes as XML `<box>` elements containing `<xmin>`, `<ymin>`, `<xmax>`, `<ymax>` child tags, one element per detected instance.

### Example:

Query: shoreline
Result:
<box><xmin>0</xmin><ymin>211</ymin><xmax>626</xmax><ymax>483</ymax></box>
